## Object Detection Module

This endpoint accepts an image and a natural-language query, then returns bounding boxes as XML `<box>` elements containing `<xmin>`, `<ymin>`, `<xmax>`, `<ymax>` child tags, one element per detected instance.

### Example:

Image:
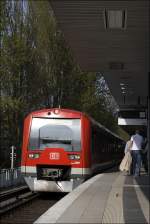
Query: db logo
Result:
<box><xmin>49</xmin><ymin>152</ymin><xmax>60</xmax><ymax>160</ymax></box>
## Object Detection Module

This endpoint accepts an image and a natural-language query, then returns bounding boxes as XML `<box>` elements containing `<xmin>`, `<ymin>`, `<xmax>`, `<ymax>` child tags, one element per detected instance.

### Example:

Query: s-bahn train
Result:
<box><xmin>21</xmin><ymin>108</ymin><xmax>124</xmax><ymax>192</ymax></box>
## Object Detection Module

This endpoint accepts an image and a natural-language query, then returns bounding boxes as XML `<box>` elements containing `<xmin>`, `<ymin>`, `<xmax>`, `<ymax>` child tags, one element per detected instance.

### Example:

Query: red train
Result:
<box><xmin>21</xmin><ymin>108</ymin><xmax>124</xmax><ymax>192</ymax></box>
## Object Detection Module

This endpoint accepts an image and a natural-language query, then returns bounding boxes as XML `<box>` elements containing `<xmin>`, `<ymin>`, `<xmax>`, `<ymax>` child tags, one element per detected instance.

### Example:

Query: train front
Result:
<box><xmin>21</xmin><ymin>108</ymin><xmax>88</xmax><ymax>192</ymax></box>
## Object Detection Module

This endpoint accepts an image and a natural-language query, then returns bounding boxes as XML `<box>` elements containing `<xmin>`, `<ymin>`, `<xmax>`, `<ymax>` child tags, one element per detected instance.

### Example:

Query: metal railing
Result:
<box><xmin>0</xmin><ymin>167</ymin><xmax>25</xmax><ymax>189</ymax></box>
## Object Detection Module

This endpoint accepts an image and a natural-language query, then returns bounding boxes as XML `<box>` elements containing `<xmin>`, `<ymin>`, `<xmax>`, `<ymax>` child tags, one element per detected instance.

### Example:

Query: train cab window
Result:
<box><xmin>29</xmin><ymin>118</ymin><xmax>81</xmax><ymax>151</ymax></box>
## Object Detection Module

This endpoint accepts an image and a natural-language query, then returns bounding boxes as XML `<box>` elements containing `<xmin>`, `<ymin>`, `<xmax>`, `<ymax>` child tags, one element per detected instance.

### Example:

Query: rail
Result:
<box><xmin>0</xmin><ymin>188</ymin><xmax>38</xmax><ymax>215</ymax></box>
<box><xmin>0</xmin><ymin>185</ymin><xmax>29</xmax><ymax>201</ymax></box>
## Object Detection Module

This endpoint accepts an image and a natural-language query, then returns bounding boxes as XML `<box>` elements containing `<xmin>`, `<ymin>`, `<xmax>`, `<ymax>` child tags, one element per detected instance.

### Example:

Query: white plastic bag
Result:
<box><xmin>119</xmin><ymin>151</ymin><xmax>132</xmax><ymax>172</ymax></box>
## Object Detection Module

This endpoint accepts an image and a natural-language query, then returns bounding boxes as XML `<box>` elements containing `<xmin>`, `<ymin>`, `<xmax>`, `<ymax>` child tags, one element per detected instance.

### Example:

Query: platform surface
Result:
<box><xmin>34</xmin><ymin>169</ymin><xmax>149</xmax><ymax>223</ymax></box>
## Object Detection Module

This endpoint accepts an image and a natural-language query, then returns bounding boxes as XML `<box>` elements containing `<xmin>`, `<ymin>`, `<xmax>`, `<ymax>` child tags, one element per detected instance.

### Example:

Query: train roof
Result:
<box><xmin>28</xmin><ymin>108</ymin><xmax>83</xmax><ymax>117</ymax></box>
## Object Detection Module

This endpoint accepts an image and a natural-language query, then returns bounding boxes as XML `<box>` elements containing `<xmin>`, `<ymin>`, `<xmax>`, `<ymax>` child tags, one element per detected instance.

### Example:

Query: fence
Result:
<box><xmin>0</xmin><ymin>167</ymin><xmax>25</xmax><ymax>189</ymax></box>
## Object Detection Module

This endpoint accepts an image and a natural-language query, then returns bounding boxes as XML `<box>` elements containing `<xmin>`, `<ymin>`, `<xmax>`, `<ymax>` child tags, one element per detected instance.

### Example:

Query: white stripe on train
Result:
<box><xmin>21</xmin><ymin>161</ymin><xmax>113</xmax><ymax>175</ymax></box>
<box><xmin>21</xmin><ymin>166</ymin><xmax>92</xmax><ymax>175</ymax></box>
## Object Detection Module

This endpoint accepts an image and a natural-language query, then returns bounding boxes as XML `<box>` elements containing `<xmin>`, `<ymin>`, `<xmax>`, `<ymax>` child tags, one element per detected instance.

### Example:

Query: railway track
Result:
<box><xmin>0</xmin><ymin>191</ymin><xmax>66</xmax><ymax>224</ymax></box>
<box><xmin>0</xmin><ymin>185</ymin><xmax>29</xmax><ymax>201</ymax></box>
<box><xmin>0</xmin><ymin>185</ymin><xmax>38</xmax><ymax>215</ymax></box>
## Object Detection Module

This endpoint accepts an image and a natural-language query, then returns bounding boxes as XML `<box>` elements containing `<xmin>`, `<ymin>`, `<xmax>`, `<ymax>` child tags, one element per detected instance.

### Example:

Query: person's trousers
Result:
<box><xmin>131</xmin><ymin>150</ymin><xmax>142</xmax><ymax>176</ymax></box>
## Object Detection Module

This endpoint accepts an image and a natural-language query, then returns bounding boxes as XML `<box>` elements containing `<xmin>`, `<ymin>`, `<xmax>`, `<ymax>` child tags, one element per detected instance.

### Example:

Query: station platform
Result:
<box><xmin>34</xmin><ymin>168</ymin><xmax>149</xmax><ymax>224</ymax></box>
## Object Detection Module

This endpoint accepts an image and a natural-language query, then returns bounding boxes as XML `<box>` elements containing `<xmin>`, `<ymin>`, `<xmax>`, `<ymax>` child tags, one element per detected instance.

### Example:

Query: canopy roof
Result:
<box><xmin>50</xmin><ymin>0</ymin><xmax>149</xmax><ymax>110</ymax></box>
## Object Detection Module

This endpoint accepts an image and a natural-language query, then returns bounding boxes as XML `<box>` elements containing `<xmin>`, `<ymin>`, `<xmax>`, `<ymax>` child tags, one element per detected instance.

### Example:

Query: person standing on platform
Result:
<box><xmin>130</xmin><ymin>130</ymin><xmax>144</xmax><ymax>177</ymax></box>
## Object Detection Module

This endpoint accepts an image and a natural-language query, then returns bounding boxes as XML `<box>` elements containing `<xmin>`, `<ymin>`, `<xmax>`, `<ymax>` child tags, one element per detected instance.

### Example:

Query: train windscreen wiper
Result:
<box><xmin>42</xmin><ymin>138</ymin><xmax>72</xmax><ymax>145</ymax></box>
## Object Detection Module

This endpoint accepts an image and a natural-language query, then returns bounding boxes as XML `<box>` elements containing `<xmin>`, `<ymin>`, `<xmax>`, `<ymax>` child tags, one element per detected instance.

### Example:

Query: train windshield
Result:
<box><xmin>29</xmin><ymin>118</ymin><xmax>81</xmax><ymax>151</ymax></box>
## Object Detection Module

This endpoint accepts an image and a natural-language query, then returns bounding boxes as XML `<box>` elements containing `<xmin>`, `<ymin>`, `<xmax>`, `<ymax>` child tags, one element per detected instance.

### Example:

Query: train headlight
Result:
<box><xmin>28</xmin><ymin>153</ymin><xmax>40</xmax><ymax>159</ymax></box>
<box><xmin>68</xmin><ymin>154</ymin><xmax>80</xmax><ymax>160</ymax></box>
<box><xmin>54</xmin><ymin>109</ymin><xmax>60</xmax><ymax>114</ymax></box>
<box><xmin>28</xmin><ymin>154</ymin><xmax>34</xmax><ymax>158</ymax></box>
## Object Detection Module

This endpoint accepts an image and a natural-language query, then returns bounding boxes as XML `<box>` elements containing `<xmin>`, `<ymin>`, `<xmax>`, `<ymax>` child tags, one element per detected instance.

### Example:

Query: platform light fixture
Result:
<box><xmin>120</xmin><ymin>81</ymin><xmax>134</xmax><ymax>95</ymax></box>
<box><xmin>121</xmin><ymin>87</ymin><xmax>125</xmax><ymax>90</ymax></box>
<box><xmin>104</xmin><ymin>9</ymin><xmax>127</xmax><ymax>29</ymax></box>
<box><xmin>120</xmin><ymin>83</ymin><xmax>125</xmax><ymax>86</ymax></box>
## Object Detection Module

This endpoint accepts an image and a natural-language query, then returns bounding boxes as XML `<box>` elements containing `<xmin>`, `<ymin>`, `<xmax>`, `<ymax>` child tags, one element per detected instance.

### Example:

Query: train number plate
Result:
<box><xmin>49</xmin><ymin>152</ymin><xmax>60</xmax><ymax>160</ymax></box>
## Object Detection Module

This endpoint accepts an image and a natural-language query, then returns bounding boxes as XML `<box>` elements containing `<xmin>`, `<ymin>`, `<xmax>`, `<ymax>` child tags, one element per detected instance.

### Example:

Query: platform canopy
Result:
<box><xmin>50</xmin><ymin>0</ymin><xmax>149</xmax><ymax>130</ymax></box>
